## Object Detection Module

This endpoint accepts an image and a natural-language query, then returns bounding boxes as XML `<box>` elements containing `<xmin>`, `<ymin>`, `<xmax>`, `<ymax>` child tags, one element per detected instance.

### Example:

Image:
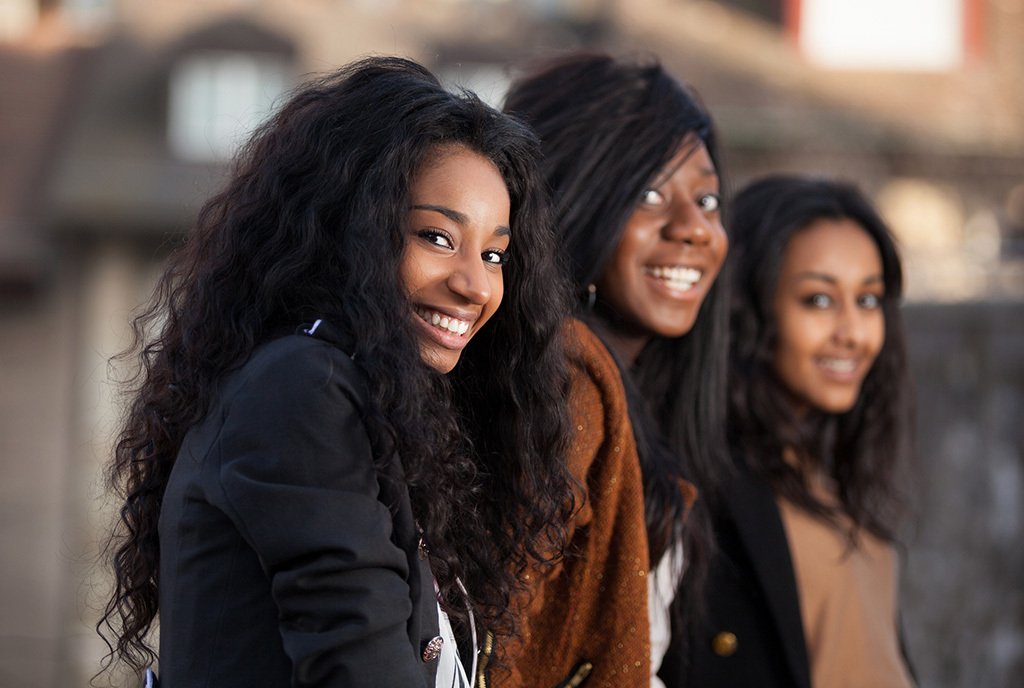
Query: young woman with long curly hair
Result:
<box><xmin>678</xmin><ymin>175</ymin><xmax>915</xmax><ymax>688</ymax></box>
<box><xmin>97</xmin><ymin>56</ymin><xmax>575</xmax><ymax>687</ymax></box>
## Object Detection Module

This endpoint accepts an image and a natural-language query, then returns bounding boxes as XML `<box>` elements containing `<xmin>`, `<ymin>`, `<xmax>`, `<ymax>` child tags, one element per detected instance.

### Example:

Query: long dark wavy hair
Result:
<box><xmin>98</xmin><ymin>56</ymin><xmax>575</xmax><ymax>676</ymax></box>
<box><xmin>504</xmin><ymin>52</ymin><xmax>730</xmax><ymax>603</ymax></box>
<box><xmin>727</xmin><ymin>174</ymin><xmax>910</xmax><ymax>541</ymax></box>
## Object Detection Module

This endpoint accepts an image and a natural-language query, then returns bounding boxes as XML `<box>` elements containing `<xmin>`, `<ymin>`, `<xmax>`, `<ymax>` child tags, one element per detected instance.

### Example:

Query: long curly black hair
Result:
<box><xmin>504</xmin><ymin>52</ymin><xmax>730</xmax><ymax>609</ymax></box>
<box><xmin>727</xmin><ymin>174</ymin><xmax>911</xmax><ymax>540</ymax></box>
<box><xmin>98</xmin><ymin>56</ymin><xmax>575</xmax><ymax>675</ymax></box>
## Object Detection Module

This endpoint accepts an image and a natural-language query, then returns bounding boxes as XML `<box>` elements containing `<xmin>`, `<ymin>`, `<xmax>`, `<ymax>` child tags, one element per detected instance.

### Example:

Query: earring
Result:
<box><xmin>586</xmin><ymin>283</ymin><xmax>597</xmax><ymax>310</ymax></box>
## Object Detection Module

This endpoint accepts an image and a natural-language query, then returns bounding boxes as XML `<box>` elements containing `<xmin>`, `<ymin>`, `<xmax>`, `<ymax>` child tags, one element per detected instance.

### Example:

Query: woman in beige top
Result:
<box><xmin>671</xmin><ymin>175</ymin><xmax>915</xmax><ymax>688</ymax></box>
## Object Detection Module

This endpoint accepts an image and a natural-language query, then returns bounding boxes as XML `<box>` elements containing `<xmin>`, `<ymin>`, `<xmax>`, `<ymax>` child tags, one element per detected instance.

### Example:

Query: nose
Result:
<box><xmin>833</xmin><ymin>304</ymin><xmax>867</xmax><ymax>348</ymax></box>
<box><xmin>661</xmin><ymin>203</ymin><xmax>712</xmax><ymax>246</ymax></box>
<box><xmin>446</xmin><ymin>255</ymin><xmax>491</xmax><ymax>305</ymax></box>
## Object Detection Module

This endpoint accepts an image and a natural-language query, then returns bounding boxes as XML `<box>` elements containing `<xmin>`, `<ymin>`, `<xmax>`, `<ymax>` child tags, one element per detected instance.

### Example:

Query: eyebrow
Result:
<box><xmin>650</xmin><ymin>158</ymin><xmax>718</xmax><ymax>188</ymax></box>
<box><xmin>795</xmin><ymin>271</ymin><xmax>884</xmax><ymax>286</ymax></box>
<box><xmin>411</xmin><ymin>204</ymin><xmax>511</xmax><ymax>237</ymax></box>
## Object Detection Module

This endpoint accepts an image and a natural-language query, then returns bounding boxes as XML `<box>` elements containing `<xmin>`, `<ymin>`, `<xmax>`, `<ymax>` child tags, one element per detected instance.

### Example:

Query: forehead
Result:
<box><xmin>781</xmin><ymin>217</ymin><xmax>882</xmax><ymax>279</ymax></box>
<box><xmin>408</xmin><ymin>145</ymin><xmax>511</xmax><ymax>234</ymax></box>
<box><xmin>654</xmin><ymin>138</ymin><xmax>717</xmax><ymax>184</ymax></box>
<box><xmin>410</xmin><ymin>146</ymin><xmax>508</xmax><ymax>199</ymax></box>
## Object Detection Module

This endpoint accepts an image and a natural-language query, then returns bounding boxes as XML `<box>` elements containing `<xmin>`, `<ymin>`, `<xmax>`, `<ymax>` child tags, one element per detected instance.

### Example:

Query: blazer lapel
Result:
<box><xmin>301</xmin><ymin>318</ymin><xmax>440</xmax><ymax>680</ymax></box>
<box><xmin>723</xmin><ymin>470</ymin><xmax>812</xmax><ymax>688</ymax></box>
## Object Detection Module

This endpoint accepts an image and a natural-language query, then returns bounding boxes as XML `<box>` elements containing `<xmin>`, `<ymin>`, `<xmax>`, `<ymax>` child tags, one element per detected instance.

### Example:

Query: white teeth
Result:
<box><xmin>820</xmin><ymin>358</ymin><xmax>856</xmax><ymax>373</ymax></box>
<box><xmin>644</xmin><ymin>265</ymin><xmax>702</xmax><ymax>291</ymax></box>
<box><xmin>415</xmin><ymin>307</ymin><xmax>472</xmax><ymax>337</ymax></box>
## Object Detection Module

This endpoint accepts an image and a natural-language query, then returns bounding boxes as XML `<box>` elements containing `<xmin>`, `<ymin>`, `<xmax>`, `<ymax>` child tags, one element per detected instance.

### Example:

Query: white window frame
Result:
<box><xmin>168</xmin><ymin>50</ymin><xmax>290</xmax><ymax>163</ymax></box>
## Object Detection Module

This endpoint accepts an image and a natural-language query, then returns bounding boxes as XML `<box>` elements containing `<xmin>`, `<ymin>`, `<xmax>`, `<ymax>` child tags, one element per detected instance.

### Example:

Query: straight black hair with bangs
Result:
<box><xmin>504</xmin><ymin>51</ymin><xmax>731</xmax><ymax>612</ymax></box>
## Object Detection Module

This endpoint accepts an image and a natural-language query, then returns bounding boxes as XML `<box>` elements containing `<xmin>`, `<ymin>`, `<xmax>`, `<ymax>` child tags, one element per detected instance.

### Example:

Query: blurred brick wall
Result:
<box><xmin>902</xmin><ymin>301</ymin><xmax>1024</xmax><ymax>688</ymax></box>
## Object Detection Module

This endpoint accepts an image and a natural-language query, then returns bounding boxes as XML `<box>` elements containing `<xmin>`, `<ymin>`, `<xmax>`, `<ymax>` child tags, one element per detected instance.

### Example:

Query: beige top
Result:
<box><xmin>777</xmin><ymin>474</ymin><xmax>914</xmax><ymax>688</ymax></box>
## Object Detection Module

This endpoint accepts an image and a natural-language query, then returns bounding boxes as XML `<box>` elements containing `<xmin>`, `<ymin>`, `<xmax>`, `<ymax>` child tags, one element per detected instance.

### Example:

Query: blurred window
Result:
<box><xmin>0</xmin><ymin>0</ymin><xmax>38</xmax><ymax>40</ymax></box>
<box><xmin>168</xmin><ymin>50</ymin><xmax>289</xmax><ymax>162</ymax></box>
<box><xmin>62</xmin><ymin>0</ymin><xmax>114</xmax><ymax>32</ymax></box>
<box><xmin>797</xmin><ymin>0</ymin><xmax>965</xmax><ymax>70</ymax></box>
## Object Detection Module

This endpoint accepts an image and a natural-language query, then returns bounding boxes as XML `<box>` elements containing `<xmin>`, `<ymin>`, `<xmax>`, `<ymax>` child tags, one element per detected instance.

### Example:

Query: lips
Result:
<box><xmin>817</xmin><ymin>357</ymin><xmax>856</xmax><ymax>373</ymax></box>
<box><xmin>414</xmin><ymin>306</ymin><xmax>472</xmax><ymax>335</ymax></box>
<box><xmin>642</xmin><ymin>264</ymin><xmax>704</xmax><ymax>293</ymax></box>
<box><xmin>814</xmin><ymin>356</ymin><xmax>866</xmax><ymax>383</ymax></box>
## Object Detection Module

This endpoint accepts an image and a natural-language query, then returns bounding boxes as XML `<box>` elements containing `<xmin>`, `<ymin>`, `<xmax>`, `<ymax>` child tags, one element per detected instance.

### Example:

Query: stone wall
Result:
<box><xmin>901</xmin><ymin>301</ymin><xmax>1024</xmax><ymax>688</ymax></box>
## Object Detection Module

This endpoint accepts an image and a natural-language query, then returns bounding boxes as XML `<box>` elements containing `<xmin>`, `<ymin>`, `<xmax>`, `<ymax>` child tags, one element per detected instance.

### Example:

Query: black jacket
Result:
<box><xmin>660</xmin><ymin>465</ymin><xmax>915</xmax><ymax>688</ymax></box>
<box><xmin>659</xmin><ymin>467</ymin><xmax>811</xmax><ymax>688</ymax></box>
<box><xmin>157</xmin><ymin>323</ymin><xmax>438</xmax><ymax>687</ymax></box>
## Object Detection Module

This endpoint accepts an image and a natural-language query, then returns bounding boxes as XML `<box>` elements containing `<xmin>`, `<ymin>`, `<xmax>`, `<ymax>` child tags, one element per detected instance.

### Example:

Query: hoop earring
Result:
<box><xmin>586</xmin><ymin>283</ymin><xmax>597</xmax><ymax>310</ymax></box>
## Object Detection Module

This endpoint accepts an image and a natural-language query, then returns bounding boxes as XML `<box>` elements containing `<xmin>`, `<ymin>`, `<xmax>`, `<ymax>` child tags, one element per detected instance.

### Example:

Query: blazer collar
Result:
<box><xmin>722</xmin><ymin>468</ymin><xmax>812</xmax><ymax>688</ymax></box>
<box><xmin>298</xmin><ymin>318</ymin><xmax>357</xmax><ymax>358</ymax></box>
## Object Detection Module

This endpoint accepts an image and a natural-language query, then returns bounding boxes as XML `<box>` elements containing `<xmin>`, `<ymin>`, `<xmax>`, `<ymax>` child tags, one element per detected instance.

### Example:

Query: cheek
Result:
<box><xmin>490</xmin><ymin>271</ymin><xmax>505</xmax><ymax>310</ymax></box>
<box><xmin>400</xmin><ymin>247</ymin><xmax>440</xmax><ymax>297</ymax></box>
<box><xmin>397</xmin><ymin>247</ymin><xmax>419</xmax><ymax>295</ymax></box>
<box><xmin>772</xmin><ymin>315</ymin><xmax>816</xmax><ymax>376</ymax></box>
<box><xmin>608</xmin><ymin>220</ymin><xmax>651</xmax><ymax>274</ymax></box>
<box><xmin>599</xmin><ymin>260</ymin><xmax>630</xmax><ymax>302</ymax></box>
<box><xmin>710</xmin><ymin>225</ymin><xmax>729</xmax><ymax>271</ymax></box>
<box><xmin>599</xmin><ymin>233</ymin><xmax>645</xmax><ymax>303</ymax></box>
<box><xmin>476</xmin><ymin>270</ymin><xmax>506</xmax><ymax>328</ymax></box>
<box><xmin>772</xmin><ymin>336</ymin><xmax>801</xmax><ymax>387</ymax></box>
<box><xmin>866</xmin><ymin>317</ymin><xmax>886</xmax><ymax>360</ymax></box>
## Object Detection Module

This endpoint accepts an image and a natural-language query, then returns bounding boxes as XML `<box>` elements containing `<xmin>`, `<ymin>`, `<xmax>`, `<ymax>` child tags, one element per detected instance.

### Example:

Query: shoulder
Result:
<box><xmin>203</xmin><ymin>334</ymin><xmax>373</xmax><ymax>467</ymax></box>
<box><xmin>208</xmin><ymin>333</ymin><xmax>381</xmax><ymax>502</ymax></box>
<box><xmin>563</xmin><ymin>319</ymin><xmax>632</xmax><ymax>444</ymax></box>
<box><xmin>564</xmin><ymin>319</ymin><xmax>621</xmax><ymax>390</ymax></box>
<box><xmin>226</xmin><ymin>334</ymin><xmax>367</xmax><ymax>414</ymax></box>
<box><xmin>561</xmin><ymin>319</ymin><xmax>639</xmax><ymax>490</ymax></box>
<box><xmin>563</xmin><ymin>319</ymin><xmax>629</xmax><ymax>416</ymax></box>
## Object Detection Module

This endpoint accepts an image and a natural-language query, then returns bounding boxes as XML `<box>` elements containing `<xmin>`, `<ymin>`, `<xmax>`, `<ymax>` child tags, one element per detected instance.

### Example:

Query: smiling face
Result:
<box><xmin>594</xmin><ymin>139</ymin><xmax>728</xmax><ymax>364</ymax></box>
<box><xmin>400</xmin><ymin>145</ymin><xmax>511</xmax><ymax>374</ymax></box>
<box><xmin>772</xmin><ymin>217</ymin><xmax>886</xmax><ymax>415</ymax></box>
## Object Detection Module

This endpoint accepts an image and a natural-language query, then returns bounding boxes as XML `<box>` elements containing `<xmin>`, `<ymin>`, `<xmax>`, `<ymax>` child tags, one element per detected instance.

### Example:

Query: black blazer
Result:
<box><xmin>660</xmin><ymin>465</ymin><xmax>916</xmax><ymax>688</ymax></box>
<box><xmin>157</xmin><ymin>322</ymin><xmax>439</xmax><ymax>687</ymax></box>
<box><xmin>659</xmin><ymin>466</ymin><xmax>811</xmax><ymax>688</ymax></box>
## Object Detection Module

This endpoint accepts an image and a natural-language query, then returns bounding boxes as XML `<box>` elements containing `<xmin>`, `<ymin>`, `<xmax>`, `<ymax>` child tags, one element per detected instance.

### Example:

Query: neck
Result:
<box><xmin>600</xmin><ymin>329</ymin><xmax>649</xmax><ymax>368</ymax></box>
<box><xmin>588</xmin><ymin>311</ymin><xmax>650</xmax><ymax>368</ymax></box>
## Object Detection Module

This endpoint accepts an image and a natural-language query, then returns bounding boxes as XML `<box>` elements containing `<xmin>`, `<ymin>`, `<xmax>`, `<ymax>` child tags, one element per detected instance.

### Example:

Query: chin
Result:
<box><xmin>420</xmin><ymin>349</ymin><xmax>459</xmax><ymax>374</ymax></box>
<box><xmin>652</xmin><ymin>315</ymin><xmax>700</xmax><ymax>340</ymax></box>
<box><xmin>428</xmin><ymin>357</ymin><xmax>458</xmax><ymax>374</ymax></box>
<box><xmin>814</xmin><ymin>394</ymin><xmax>861</xmax><ymax>415</ymax></box>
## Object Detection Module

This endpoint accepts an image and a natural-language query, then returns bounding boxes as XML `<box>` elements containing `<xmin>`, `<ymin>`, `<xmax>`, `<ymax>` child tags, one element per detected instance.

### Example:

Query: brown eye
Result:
<box><xmin>417</xmin><ymin>229</ymin><xmax>454</xmax><ymax>250</ymax></box>
<box><xmin>859</xmin><ymin>293</ymin><xmax>882</xmax><ymax>309</ymax></box>
<box><xmin>482</xmin><ymin>249</ymin><xmax>507</xmax><ymax>266</ymax></box>
<box><xmin>804</xmin><ymin>293</ymin><xmax>832</xmax><ymax>309</ymax></box>
<box><xmin>641</xmin><ymin>188</ymin><xmax>666</xmax><ymax>207</ymax></box>
<box><xmin>698</xmin><ymin>194</ymin><xmax>720</xmax><ymax>213</ymax></box>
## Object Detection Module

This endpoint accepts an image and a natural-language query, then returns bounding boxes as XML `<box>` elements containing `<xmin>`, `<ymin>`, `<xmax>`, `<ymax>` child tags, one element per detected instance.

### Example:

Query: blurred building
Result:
<box><xmin>0</xmin><ymin>0</ymin><xmax>1021</xmax><ymax>686</ymax></box>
